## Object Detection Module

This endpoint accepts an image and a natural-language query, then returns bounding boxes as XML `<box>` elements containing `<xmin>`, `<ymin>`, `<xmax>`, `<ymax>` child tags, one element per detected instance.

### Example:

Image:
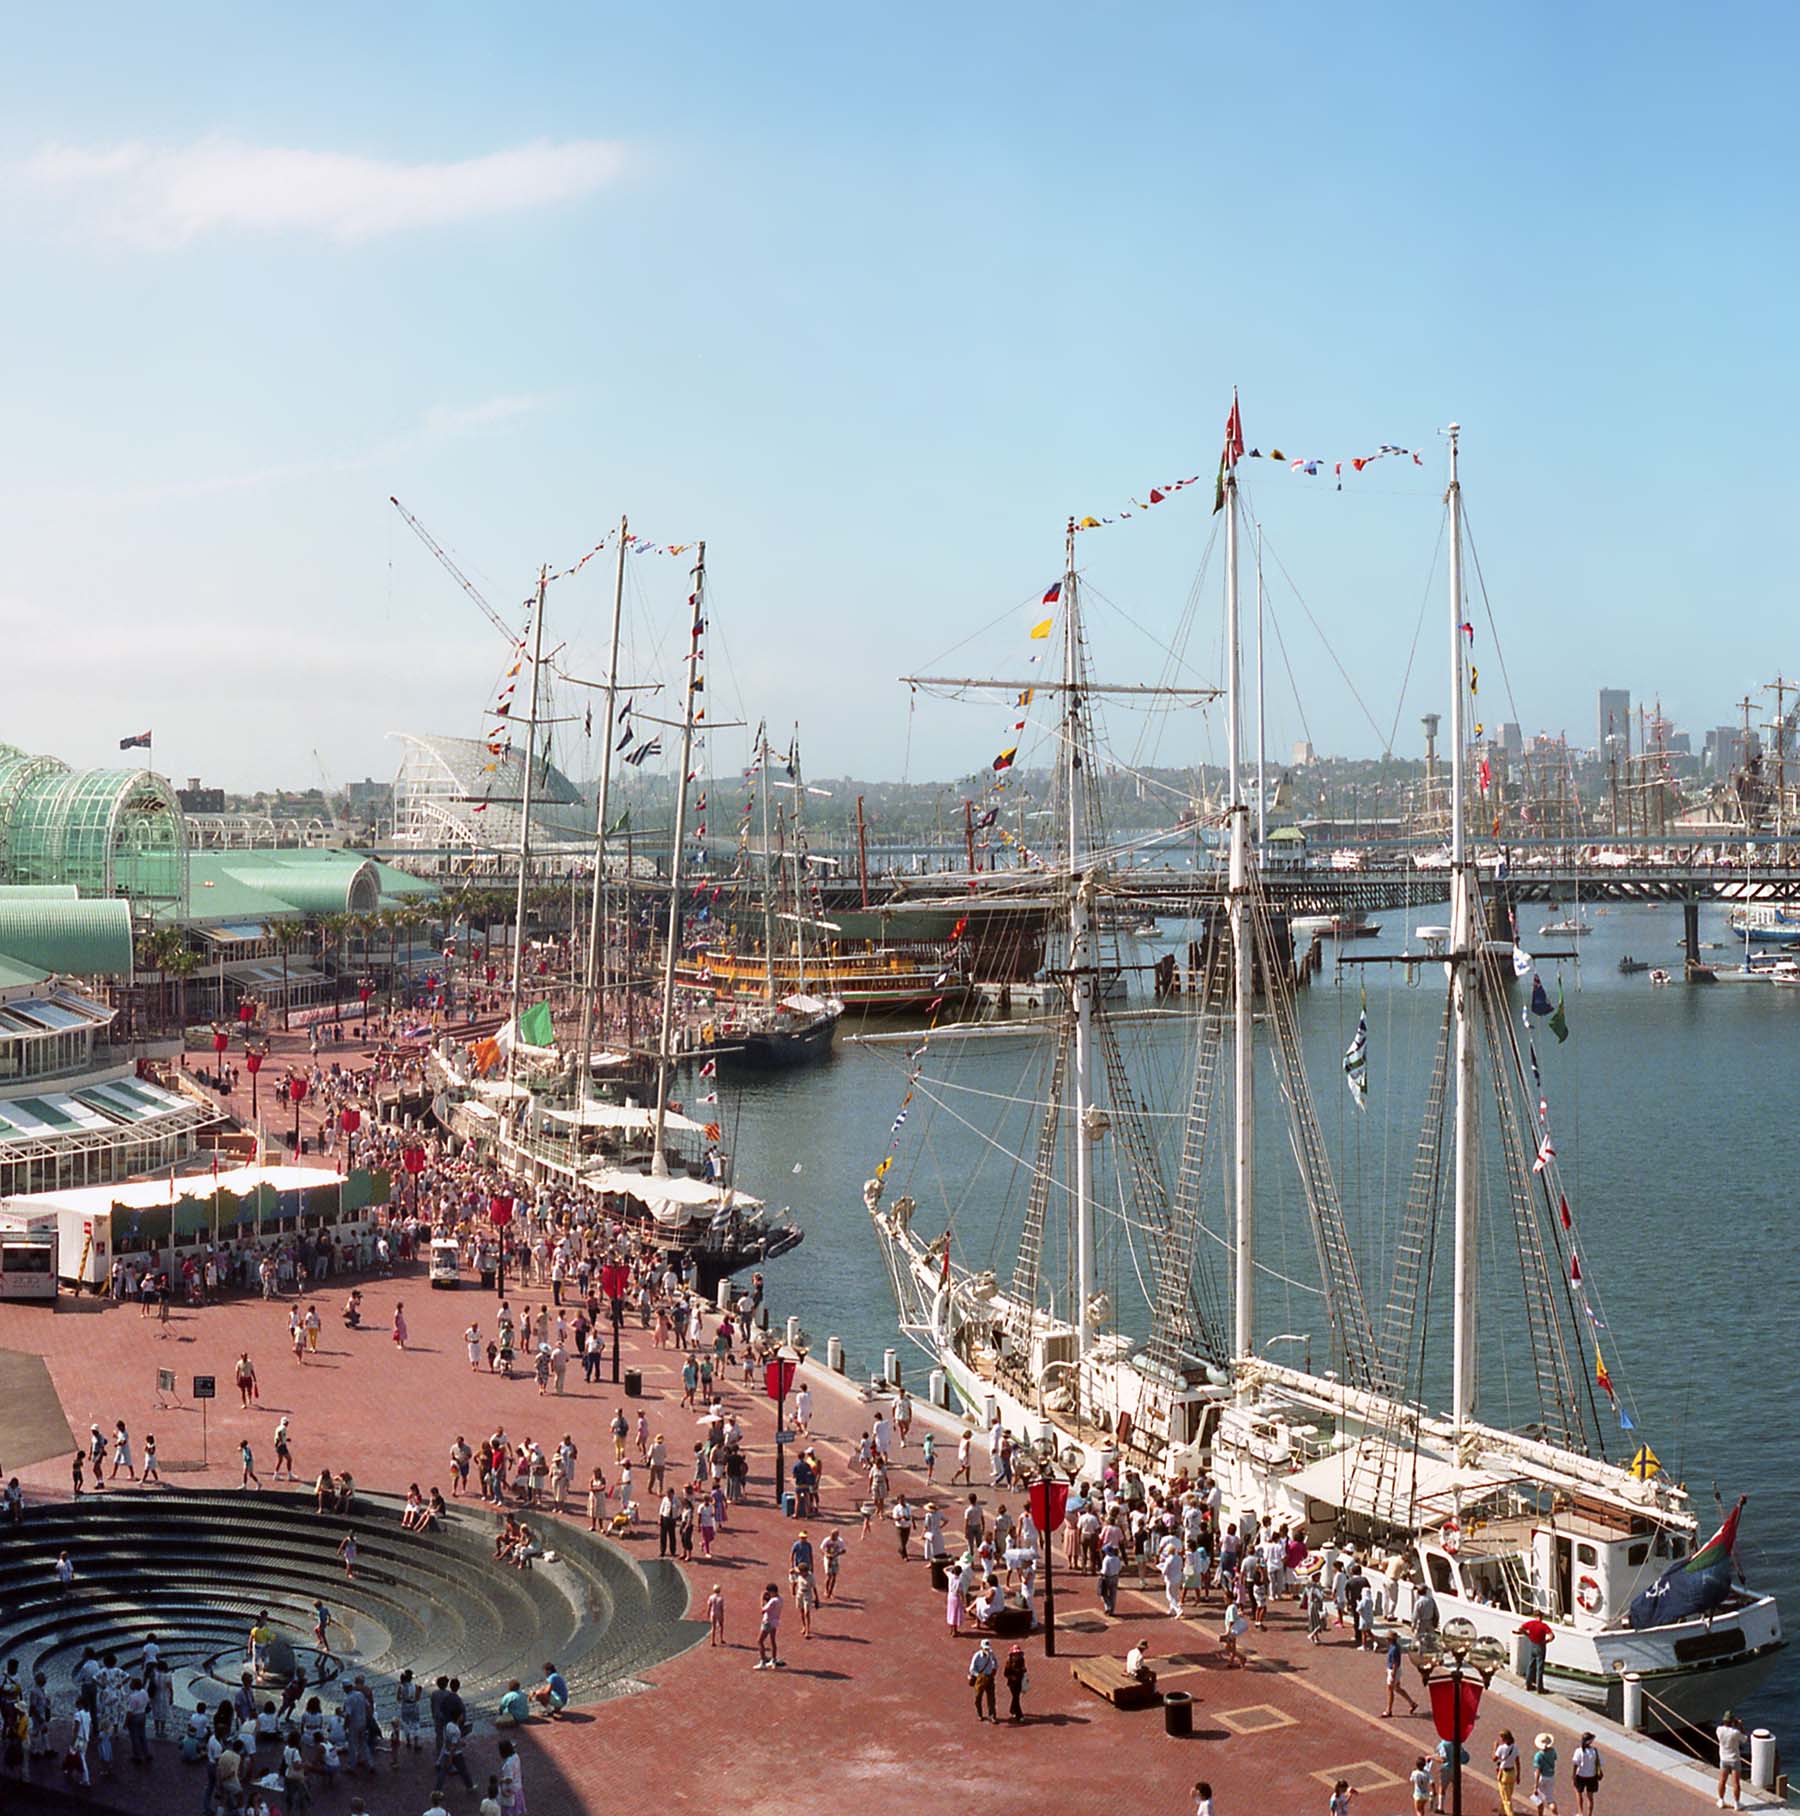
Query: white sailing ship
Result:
<box><xmin>866</xmin><ymin>417</ymin><xmax>1782</xmax><ymax>1726</ymax></box>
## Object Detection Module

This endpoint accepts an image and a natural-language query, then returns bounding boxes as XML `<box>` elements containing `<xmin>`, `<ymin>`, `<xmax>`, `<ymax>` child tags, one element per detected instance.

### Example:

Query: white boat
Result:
<box><xmin>1727</xmin><ymin>905</ymin><xmax>1800</xmax><ymax>945</ymax></box>
<box><xmin>1539</xmin><ymin>918</ymin><xmax>1591</xmax><ymax>937</ymax></box>
<box><xmin>866</xmin><ymin>414</ymin><xmax>1781</xmax><ymax>1730</ymax></box>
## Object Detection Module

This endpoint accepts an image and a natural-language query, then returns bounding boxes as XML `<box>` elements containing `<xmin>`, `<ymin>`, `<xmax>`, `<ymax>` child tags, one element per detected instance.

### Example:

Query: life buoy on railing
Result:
<box><xmin>1576</xmin><ymin>1574</ymin><xmax>1602</xmax><ymax>1614</ymax></box>
<box><xmin>1442</xmin><ymin>1518</ymin><xmax>1460</xmax><ymax>1554</ymax></box>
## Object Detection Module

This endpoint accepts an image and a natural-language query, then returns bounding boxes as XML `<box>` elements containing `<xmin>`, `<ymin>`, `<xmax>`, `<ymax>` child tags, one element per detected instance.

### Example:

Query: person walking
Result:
<box><xmin>392</xmin><ymin>1302</ymin><xmax>408</xmax><ymax>1350</ymax></box>
<box><xmin>239</xmin><ymin>1439</ymin><xmax>260</xmax><ymax>1490</ymax></box>
<box><xmin>497</xmin><ymin>1736</ymin><xmax>525</xmax><ymax>1815</ymax></box>
<box><xmin>109</xmin><ymin>1422</ymin><xmax>136</xmax><ymax>1482</ymax></box>
<box><xmin>968</xmin><ymin>1637</ymin><xmax>999</xmax><ymax>1722</ymax></box>
<box><xmin>755</xmin><ymin>1583</ymin><xmax>784</xmax><ymax>1670</ymax></box>
<box><xmin>1570</xmin><ymin>1731</ymin><xmax>1602</xmax><ymax>1815</ymax></box>
<box><xmin>1716</xmin><ymin>1712</ymin><xmax>1746</xmax><ymax>1813</ymax></box>
<box><xmin>1001</xmin><ymin>1643</ymin><xmax>1028</xmax><ymax>1723</ymax></box>
<box><xmin>1532</xmin><ymin>1731</ymin><xmax>1561</xmax><ymax>1816</ymax></box>
<box><xmin>1492</xmin><ymin>1729</ymin><xmax>1521</xmax><ymax>1816</ymax></box>
<box><xmin>141</xmin><ymin>1435</ymin><xmax>160</xmax><ymax>1485</ymax></box>
<box><xmin>273</xmin><ymin>1416</ymin><xmax>295</xmax><ymax>1482</ymax></box>
<box><xmin>1383</xmin><ymin>1630</ymin><xmax>1419</xmax><ymax>1717</ymax></box>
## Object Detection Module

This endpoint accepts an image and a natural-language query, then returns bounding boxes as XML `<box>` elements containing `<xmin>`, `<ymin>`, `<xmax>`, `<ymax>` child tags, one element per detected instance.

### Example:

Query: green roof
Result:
<box><xmin>369</xmin><ymin>859</ymin><xmax>439</xmax><ymax>902</ymax></box>
<box><xmin>0</xmin><ymin>885</ymin><xmax>80</xmax><ymax>900</ymax></box>
<box><xmin>0</xmin><ymin>954</ymin><xmax>49</xmax><ymax>989</ymax></box>
<box><xmin>0</xmin><ymin>898</ymin><xmax>133</xmax><ymax>974</ymax></box>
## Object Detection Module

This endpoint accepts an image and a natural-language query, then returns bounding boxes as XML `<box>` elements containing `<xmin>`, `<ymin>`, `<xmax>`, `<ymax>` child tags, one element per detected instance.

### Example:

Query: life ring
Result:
<box><xmin>1576</xmin><ymin>1574</ymin><xmax>1602</xmax><ymax>1613</ymax></box>
<box><xmin>1442</xmin><ymin>1518</ymin><xmax>1460</xmax><ymax>1554</ymax></box>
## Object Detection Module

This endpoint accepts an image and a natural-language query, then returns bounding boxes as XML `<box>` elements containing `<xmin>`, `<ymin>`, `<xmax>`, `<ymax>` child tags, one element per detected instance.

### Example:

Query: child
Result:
<box><xmin>1328</xmin><ymin>1783</ymin><xmax>1359</xmax><ymax>1816</ymax></box>
<box><xmin>142</xmin><ymin>1436</ymin><xmax>161</xmax><ymax>1485</ymax></box>
<box><xmin>706</xmin><ymin>1585</ymin><xmax>726</xmax><ymax>1646</ymax></box>
<box><xmin>922</xmin><ymin>1432</ymin><xmax>937</xmax><ymax>1481</ymax></box>
<box><xmin>1193</xmin><ymin>1784</ymin><xmax>1215</xmax><ymax>1816</ymax></box>
<box><xmin>1409</xmin><ymin>1756</ymin><xmax>1432</xmax><ymax>1816</ymax></box>
<box><xmin>1305</xmin><ymin>1580</ymin><xmax>1329</xmax><ymax>1644</ymax></box>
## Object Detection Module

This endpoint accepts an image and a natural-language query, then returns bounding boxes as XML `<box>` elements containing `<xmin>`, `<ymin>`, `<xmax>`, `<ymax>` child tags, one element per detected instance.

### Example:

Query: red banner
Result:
<box><xmin>1429</xmin><ymin>1676</ymin><xmax>1483</xmax><ymax>1745</ymax></box>
<box><xmin>402</xmin><ymin>1145</ymin><xmax>426</xmax><ymax>1175</ymax></box>
<box><xmin>764</xmin><ymin>1358</ymin><xmax>797</xmax><ymax>1402</ymax></box>
<box><xmin>1027</xmin><ymin>1479</ymin><xmax>1070</xmax><ymax>1534</ymax></box>
<box><xmin>489</xmin><ymin>1194</ymin><xmax>514</xmax><ymax>1227</ymax></box>
<box><xmin>600</xmin><ymin>1263</ymin><xmax>630</xmax><ymax>1299</ymax></box>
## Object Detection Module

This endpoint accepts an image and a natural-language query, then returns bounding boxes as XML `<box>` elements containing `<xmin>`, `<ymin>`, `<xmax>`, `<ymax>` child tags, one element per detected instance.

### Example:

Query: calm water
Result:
<box><xmin>725</xmin><ymin>897</ymin><xmax>1796</xmax><ymax>1731</ymax></box>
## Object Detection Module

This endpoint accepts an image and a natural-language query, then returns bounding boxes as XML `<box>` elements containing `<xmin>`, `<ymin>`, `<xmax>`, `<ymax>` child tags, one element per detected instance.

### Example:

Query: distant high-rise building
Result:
<box><xmin>1290</xmin><ymin>740</ymin><xmax>1316</xmax><ymax>767</ymax></box>
<box><xmin>1500</xmin><ymin>721</ymin><xmax>1522</xmax><ymax>757</ymax></box>
<box><xmin>1597</xmin><ymin>687</ymin><xmax>1631</xmax><ymax>757</ymax></box>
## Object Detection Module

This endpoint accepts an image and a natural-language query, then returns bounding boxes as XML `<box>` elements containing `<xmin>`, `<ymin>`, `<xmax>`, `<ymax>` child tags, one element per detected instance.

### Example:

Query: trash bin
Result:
<box><xmin>479</xmin><ymin>1267</ymin><xmax>496</xmax><ymax>1290</ymax></box>
<box><xmin>929</xmin><ymin>1558</ymin><xmax>950</xmax><ymax>1593</ymax></box>
<box><xmin>1163</xmin><ymin>1690</ymin><xmax>1193</xmax><ymax>1737</ymax></box>
<box><xmin>624</xmin><ymin>1368</ymin><xmax>643</xmax><ymax>1397</ymax></box>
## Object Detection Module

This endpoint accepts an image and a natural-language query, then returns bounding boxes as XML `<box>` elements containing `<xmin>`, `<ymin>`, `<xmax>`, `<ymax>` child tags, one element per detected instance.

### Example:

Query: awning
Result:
<box><xmin>581</xmin><ymin>1165</ymin><xmax>763</xmax><ymax>1222</ymax></box>
<box><xmin>199</xmin><ymin>922</ymin><xmax>270</xmax><ymax>945</ymax></box>
<box><xmin>542</xmin><ymin>1102</ymin><xmax>706</xmax><ymax>1136</ymax></box>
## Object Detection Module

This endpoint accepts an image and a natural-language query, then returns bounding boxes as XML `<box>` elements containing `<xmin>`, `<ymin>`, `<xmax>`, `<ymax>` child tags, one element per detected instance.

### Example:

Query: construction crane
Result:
<box><xmin>389</xmin><ymin>495</ymin><xmax>520</xmax><ymax>645</ymax></box>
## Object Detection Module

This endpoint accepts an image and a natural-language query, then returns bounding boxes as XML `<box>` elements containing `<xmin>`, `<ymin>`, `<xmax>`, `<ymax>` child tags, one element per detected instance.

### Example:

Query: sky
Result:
<box><xmin>2</xmin><ymin>4</ymin><xmax>1796</xmax><ymax>795</ymax></box>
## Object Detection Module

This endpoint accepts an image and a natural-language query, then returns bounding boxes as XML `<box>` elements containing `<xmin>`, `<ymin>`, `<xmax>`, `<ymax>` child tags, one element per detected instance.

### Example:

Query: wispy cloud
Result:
<box><xmin>18</xmin><ymin>135</ymin><xmax>626</xmax><ymax>246</ymax></box>
<box><xmin>16</xmin><ymin>393</ymin><xmax>557</xmax><ymax>507</ymax></box>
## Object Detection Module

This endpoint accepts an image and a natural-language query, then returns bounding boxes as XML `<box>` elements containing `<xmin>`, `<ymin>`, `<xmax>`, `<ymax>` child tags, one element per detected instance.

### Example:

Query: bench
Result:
<box><xmin>1070</xmin><ymin>1656</ymin><xmax>1161</xmax><ymax>1710</ymax></box>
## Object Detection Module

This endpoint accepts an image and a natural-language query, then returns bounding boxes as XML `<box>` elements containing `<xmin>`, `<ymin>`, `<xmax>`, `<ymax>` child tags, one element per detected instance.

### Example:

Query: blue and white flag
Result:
<box><xmin>1343</xmin><ymin>1008</ymin><xmax>1369</xmax><ymax>1110</ymax></box>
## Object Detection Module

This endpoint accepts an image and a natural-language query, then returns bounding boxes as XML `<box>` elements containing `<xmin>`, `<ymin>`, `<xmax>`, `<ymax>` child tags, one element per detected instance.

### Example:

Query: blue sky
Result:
<box><xmin>2</xmin><ymin>4</ymin><xmax>1794</xmax><ymax>793</ymax></box>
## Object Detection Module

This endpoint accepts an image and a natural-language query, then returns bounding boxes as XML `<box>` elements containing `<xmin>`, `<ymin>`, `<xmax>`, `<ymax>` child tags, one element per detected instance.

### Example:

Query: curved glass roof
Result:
<box><xmin>0</xmin><ymin>746</ymin><xmax>186</xmax><ymax>904</ymax></box>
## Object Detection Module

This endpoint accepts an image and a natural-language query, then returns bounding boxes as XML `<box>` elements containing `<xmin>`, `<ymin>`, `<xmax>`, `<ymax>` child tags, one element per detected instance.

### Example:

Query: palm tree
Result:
<box><xmin>272</xmin><ymin>919</ymin><xmax>309</xmax><ymax>1030</ymax></box>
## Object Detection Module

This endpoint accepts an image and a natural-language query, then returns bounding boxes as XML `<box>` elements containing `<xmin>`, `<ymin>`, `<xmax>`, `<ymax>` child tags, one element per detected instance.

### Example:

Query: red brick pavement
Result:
<box><xmin>0</xmin><ymin>1262</ymin><xmax>1729</xmax><ymax>1816</ymax></box>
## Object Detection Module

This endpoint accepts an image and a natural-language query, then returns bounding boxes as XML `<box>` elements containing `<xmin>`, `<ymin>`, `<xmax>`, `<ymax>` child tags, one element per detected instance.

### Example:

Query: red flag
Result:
<box><xmin>1571</xmin><ymin>1254</ymin><xmax>1581</xmax><ymax>1284</ymax></box>
<box><xmin>1041</xmin><ymin>581</ymin><xmax>1061</xmax><ymax>605</ymax></box>
<box><xmin>1224</xmin><ymin>391</ymin><xmax>1244</xmax><ymax>467</ymax></box>
<box><xmin>1559</xmin><ymin>1195</ymin><xmax>1572</xmax><ymax>1231</ymax></box>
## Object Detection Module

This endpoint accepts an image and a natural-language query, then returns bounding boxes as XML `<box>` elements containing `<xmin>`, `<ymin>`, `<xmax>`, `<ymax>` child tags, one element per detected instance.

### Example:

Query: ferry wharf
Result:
<box><xmin>0</xmin><ymin>1252</ymin><xmax>1780</xmax><ymax>1813</ymax></box>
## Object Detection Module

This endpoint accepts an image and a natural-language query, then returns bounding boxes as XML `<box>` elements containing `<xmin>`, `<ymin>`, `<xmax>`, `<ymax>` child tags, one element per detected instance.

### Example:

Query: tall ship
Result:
<box><xmin>865</xmin><ymin>408</ymin><xmax>1781</xmax><ymax>1725</ymax></box>
<box><xmin>427</xmin><ymin>531</ymin><xmax>800</xmax><ymax>1286</ymax></box>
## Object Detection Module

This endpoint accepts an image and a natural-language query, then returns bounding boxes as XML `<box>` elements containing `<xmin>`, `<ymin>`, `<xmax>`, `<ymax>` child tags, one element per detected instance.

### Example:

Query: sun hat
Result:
<box><xmin>1535</xmin><ymin>1731</ymin><xmax>1555</xmax><ymax>1749</ymax></box>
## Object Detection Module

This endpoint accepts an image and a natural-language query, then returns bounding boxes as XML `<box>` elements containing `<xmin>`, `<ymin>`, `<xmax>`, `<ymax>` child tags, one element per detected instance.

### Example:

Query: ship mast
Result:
<box><xmin>790</xmin><ymin>725</ymin><xmax>810</xmax><ymax>992</ymax></box>
<box><xmin>756</xmin><ymin>721</ymin><xmax>776</xmax><ymax>1006</ymax></box>
<box><xmin>1447</xmin><ymin>424</ymin><xmax>1478</xmax><ymax>1433</ymax></box>
<box><xmin>1225</xmin><ymin>443</ymin><xmax>1254</xmax><ymax>1359</ymax></box>
<box><xmin>652</xmin><ymin>542</ymin><xmax>706</xmax><ymax>1170</ymax></box>
<box><xmin>1062</xmin><ymin>516</ymin><xmax>1096</xmax><ymax>1361</ymax></box>
<box><xmin>1254</xmin><ymin>517</ymin><xmax>1267</xmax><ymax>856</ymax></box>
<box><xmin>576</xmin><ymin>518</ymin><xmax>629</xmax><ymax>1106</ymax></box>
<box><xmin>506</xmin><ymin>567</ymin><xmax>549</xmax><ymax>1095</ymax></box>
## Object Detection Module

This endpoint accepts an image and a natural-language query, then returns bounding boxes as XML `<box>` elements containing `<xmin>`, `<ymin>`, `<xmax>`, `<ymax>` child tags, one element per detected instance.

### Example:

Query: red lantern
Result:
<box><xmin>212</xmin><ymin>1029</ymin><xmax>229</xmax><ymax>1055</ymax></box>
<box><xmin>1027</xmin><ymin>1478</ymin><xmax>1070</xmax><ymax>1535</ymax></box>
<box><xmin>340</xmin><ymin>1108</ymin><xmax>361</xmax><ymax>1134</ymax></box>
<box><xmin>287</xmin><ymin>1076</ymin><xmax>309</xmax><ymax>1105</ymax></box>
<box><xmin>237</xmin><ymin>998</ymin><xmax>255</xmax><ymax>1025</ymax></box>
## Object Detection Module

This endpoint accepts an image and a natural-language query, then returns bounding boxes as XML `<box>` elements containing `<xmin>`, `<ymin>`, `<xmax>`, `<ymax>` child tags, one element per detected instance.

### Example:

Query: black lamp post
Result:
<box><xmin>1411</xmin><ymin>1617</ymin><xmax>1505</xmax><ymax>1816</ymax></box>
<box><xmin>1025</xmin><ymin>1443</ymin><xmax>1069</xmax><ymax>1659</ymax></box>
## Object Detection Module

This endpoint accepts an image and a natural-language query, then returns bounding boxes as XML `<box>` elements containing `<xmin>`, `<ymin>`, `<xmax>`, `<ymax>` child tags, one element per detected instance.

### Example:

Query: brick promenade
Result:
<box><xmin>0</xmin><ymin>1031</ymin><xmax>1752</xmax><ymax>1816</ymax></box>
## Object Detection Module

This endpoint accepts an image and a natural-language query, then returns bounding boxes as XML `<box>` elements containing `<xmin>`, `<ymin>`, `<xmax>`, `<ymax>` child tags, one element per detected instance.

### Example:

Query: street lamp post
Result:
<box><xmin>1411</xmin><ymin>1616</ymin><xmax>1505</xmax><ymax>1816</ymax></box>
<box><xmin>1025</xmin><ymin>1443</ymin><xmax>1070</xmax><ymax>1659</ymax></box>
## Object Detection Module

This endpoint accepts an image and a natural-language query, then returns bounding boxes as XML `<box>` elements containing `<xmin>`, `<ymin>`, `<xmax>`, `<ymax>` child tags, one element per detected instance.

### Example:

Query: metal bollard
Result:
<box><xmin>983</xmin><ymin>1393</ymin><xmax>998</xmax><ymax>1430</ymax></box>
<box><xmin>827</xmin><ymin>1336</ymin><xmax>844</xmax><ymax>1374</ymax></box>
<box><xmin>716</xmin><ymin>1279</ymin><xmax>731</xmax><ymax>1310</ymax></box>
<box><xmin>883</xmin><ymin>1348</ymin><xmax>900</xmax><ymax>1388</ymax></box>
<box><xmin>1751</xmin><ymin>1728</ymin><xmax>1777</xmax><ymax>1791</ymax></box>
<box><xmin>929</xmin><ymin>1368</ymin><xmax>947</xmax><ymax>1408</ymax></box>
<box><xmin>787</xmin><ymin>1315</ymin><xmax>802</xmax><ymax>1347</ymax></box>
<box><xmin>1621</xmin><ymin>1672</ymin><xmax>1643</xmax><ymax>1732</ymax></box>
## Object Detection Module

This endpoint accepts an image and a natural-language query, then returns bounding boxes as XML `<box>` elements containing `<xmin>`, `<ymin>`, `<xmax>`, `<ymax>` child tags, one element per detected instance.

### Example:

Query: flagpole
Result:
<box><xmin>577</xmin><ymin>518</ymin><xmax>629</xmax><ymax>1107</ymax></box>
<box><xmin>1447</xmin><ymin>423</ymin><xmax>1478</xmax><ymax>1436</ymax></box>
<box><xmin>652</xmin><ymin>543</ymin><xmax>705</xmax><ymax>1172</ymax></box>
<box><xmin>506</xmin><ymin>569</ymin><xmax>549</xmax><ymax>1098</ymax></box>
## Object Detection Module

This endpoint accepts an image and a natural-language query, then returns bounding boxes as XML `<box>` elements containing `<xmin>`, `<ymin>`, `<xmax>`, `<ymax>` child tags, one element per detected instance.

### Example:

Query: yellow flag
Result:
<box><xmin>1078</xmin><ymin>516</ymin><xmax>1101</xmax><ymax>529</ymax></box>
<box><xmin>1629</xmin><ymin>1444</ymin><xmax>1660</xmax><ymax>1480</ymax></box>
<box><xmin>1029</xmin><ymin>618</ymin><xmax>1053</xmax><ymax>640</ymax></box>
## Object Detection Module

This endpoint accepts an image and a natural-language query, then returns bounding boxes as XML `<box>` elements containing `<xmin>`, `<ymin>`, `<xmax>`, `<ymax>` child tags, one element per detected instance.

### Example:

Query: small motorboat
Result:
<box><xmin>1539</xmin><ymin>918</ymin><xmax>1591</xmax><ymax>937</ymax></box>
<box><xmin>1648</xmin><ymin>968</ymin><xmax>1672</xmax><ymax>986</ymax></box>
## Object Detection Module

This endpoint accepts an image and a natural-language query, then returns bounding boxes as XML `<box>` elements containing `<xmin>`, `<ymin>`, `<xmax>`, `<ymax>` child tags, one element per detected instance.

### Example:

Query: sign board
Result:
<box><xmin>156</xmin><ymin>1369</ymin><xmax>176</xmax><ymax>1395</ymax></box>
<box><xmin>764</xmin><ymin>1358</ymin><xmax>798</xmax><ymax>1402</ymax></box>
<box><xmin>191</xmin><ymin>1375</ymin><xmax>216</xmax><ymax>1400</ymax></box>
<box><xmin>774</xmin><ymin>1430</ymin><xmax>798</xmax><ymax>1446</ymax></box>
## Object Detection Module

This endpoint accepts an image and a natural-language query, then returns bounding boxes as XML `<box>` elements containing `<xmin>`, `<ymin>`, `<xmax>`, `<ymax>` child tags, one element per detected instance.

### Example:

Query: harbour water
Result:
<box><xmin>727</xmin><ymin>894</ymin><xmax>1797</xmax><ymax>1735</ymax></box>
